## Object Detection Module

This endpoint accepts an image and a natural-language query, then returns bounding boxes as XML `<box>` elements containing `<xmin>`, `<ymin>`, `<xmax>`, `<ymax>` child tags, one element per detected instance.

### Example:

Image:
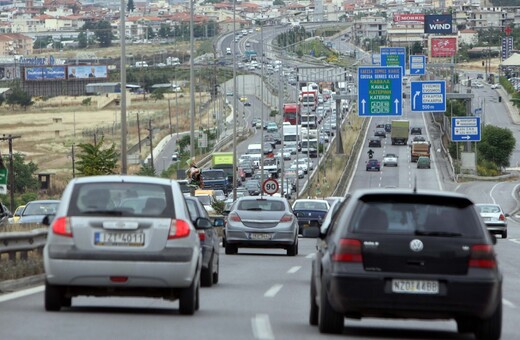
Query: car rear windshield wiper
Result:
<box><xmin>415</xmin><ymin>230</ymin><xmax>463</xmax><ymax>237</ymax></box>
<box><xmin>82</xmin><ymin>210</ymin><xmax>124</xmax><ymax>216</ymax></box>
<box><xmin>245</xmin><ymin>208</ymin><xmax>263</xmax><ymax>211</ymax></box>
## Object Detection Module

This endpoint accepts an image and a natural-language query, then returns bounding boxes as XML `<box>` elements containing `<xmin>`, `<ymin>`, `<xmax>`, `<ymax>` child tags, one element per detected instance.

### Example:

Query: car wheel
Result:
<box><xmin>213</xmin><ymin>257</ymin><xmax>219</xmax><ymax>284</ymax></box>
<box><xmin>318</xmin><ymin>278</ymin><xmax>344</xmax><ymax>334</ymax></box>
<box><xmin>201</xmin><ymin>254</ymin><xmax>214</xmax><ymax>287</ymax></box>
<box><xmin>45</xmin><ymin>281</ymin><xmax>64</xmax><ymax>312</ymax></box>
<box><xmin>287</xmin><ymin>238</ymin><xmax>298</xmax><ymax>256</ymax></box>
<box><xmin>502</xmin><ymin>230</ymin><xmax>507</xmax><ymax>239</ymax></box>
<box><xmin>474</xmin><ymin>299</ymin><xmax>501</xmax><ymax>340</ymax></box>
<box><xmin>179</xmin><ymin>277</ymin><xmax>199</xmax><ymax>315</ymax></box>
<box><xmin>225</xmin><ymin>244</ymin><xmax>238</xmax><ymax>255</ymax></box>
<box><xmin>309</xmin><ymin>268</ymin><xmax>319</xmax><ymax>326</ymax></box>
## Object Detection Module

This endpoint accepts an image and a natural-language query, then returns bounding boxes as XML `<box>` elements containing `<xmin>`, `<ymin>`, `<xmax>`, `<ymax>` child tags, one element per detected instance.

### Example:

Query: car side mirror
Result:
<box><xmin>213</xmin><ymin>218</ymin><xmax>225</xmax><ymax>227</ymax></box>
<box><xmin>195</xmin><ymin>217</ymin><xmax>213</xmax><ymax>229</ymax></box>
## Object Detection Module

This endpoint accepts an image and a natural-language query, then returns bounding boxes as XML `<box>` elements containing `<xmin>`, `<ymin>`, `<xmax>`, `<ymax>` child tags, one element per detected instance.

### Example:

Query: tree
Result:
<box><xmin>411</xmin><ymin>41</ymin><xmax>423</xmax><ymax>55</ymax></box>
<box><xmin>136</xmin><ymin>164</ymin><xmax>155</xmax><ymax>177</ymax></box>
<box><xmin>77</xmin><ymin>31</ymin><xmax>87</xmax><ymax>48</ymax></box>
<box><xmin>10</xmin><ymin>153</ymin><xmax>39</xmax><ymax>193</ymax></box>
<box><xmin>150</xmin><ymin>89</ymin><xmax>165</xmax><ymax>101</ymax></box>
<box><xmin>5</xmin><ymin>86</ymin><xmax>33</xmax><ymax>110</ymax></box>
<box><xmin>273</xmin><ymin>0</ymin><xmax>285</xmax><ymax>5</ymax></box>
<box><xmin>75</xmin><ymin>136</ymin><xmax>119</xmax><ymax>176</ymax></box>
<box><xmin>127</xmin><ymin>0</ymin><xmax>135</xmax><ymax>12</ymax></box>
<box><xmin>96</xmin><ymin>20</ymin><xmax>113</xmax><ymax>47</ymax></box>
<box><xmin>145</xmin><ymin>25</ymin><xmax>156</xmax><ymax>40</ymax></box>
<box><xmin>478</xmin><ymin>125</ymin><xmax>515</xmax><ymax>169</ymax></box>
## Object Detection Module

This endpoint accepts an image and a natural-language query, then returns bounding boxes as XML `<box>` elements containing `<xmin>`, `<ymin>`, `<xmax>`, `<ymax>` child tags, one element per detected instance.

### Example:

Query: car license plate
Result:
<box><xmin>94</xmin><ymin>232</ymin><xmax>145</xmax><ymax>247</ymax></box>
<box><xmin>483</xmin><ymin>217</ymin><xmax>491</xmax><ymax>221</ymax></box>
<box><xmin>250</xmin><ymin>233</ymin><xmax>271</xmax><ymax>240</ymax></box>
<box><xmin>391</xmin><ymin>279</ymin><xmax>439</xmax><ymax>294</ymax></box>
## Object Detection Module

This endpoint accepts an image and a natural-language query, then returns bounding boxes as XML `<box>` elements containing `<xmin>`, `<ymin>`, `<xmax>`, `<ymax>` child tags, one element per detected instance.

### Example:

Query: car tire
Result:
<box><xmin>502</xmin><ymin>230</ymin><xmax>507</xmax><ymax>239</ymax></box>
<box><xmin>201</xmin><ymin>254</ymin><xmax>214</xmax><ymax>287</ymax></box>
<box><xmin>45</xmin><ymin>281</ymin><xmax>64</xmax><ymax>312</ymax></box>
<box><xmin>213</xmin><ymin>257</ymin><xmax>219</xmax><ymax>284</ymax></box>
<box><xmin>309</xmin><ymin>268</ymin><xmax>319</xmax><ymax>326</ymax></box>
<box><xmin>225</xmin><ymin>244</ymin><xmax>238</xmax><ymax>255</ymax></box>
<box><xmin>287</xmin><ymin>238</ymin><xmax>298</xmax><ymax>256</ymax></box>
<box><xmin>474</xmin><ymin>299</ymin><xmax>502</xmax><ymax>340</ymax></box>
<box><xmin>318</xmin><ymin>278</ymin><xmax>344</xmax><ymax>334</ymax></box>
<box><xmin>179</xmin><ymin>278</ymin><xmax>199</xmax><ymax>315</ymax></box>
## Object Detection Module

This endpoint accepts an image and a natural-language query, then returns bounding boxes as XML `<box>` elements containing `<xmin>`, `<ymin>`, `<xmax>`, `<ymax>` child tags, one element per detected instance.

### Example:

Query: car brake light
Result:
<box><xmin>168</xmin><ymin>219</ymin><xmax>191</xmax><ymax>239</ymax></box>
<box><xmin>280</xmin><ymin>214</ymin><xmax>293</xmax><ymax>222</ymax></box>
<box><xmin>52</xmin><ymin>217</ymin><xmax>72</xmax><ymax>237</ymax></box>
<box><xmin>197</xmin><ymin>230</ymin><xmax>206</xmax><ymax>241</ymax></box>
<box><xmin>229</xmin><ymin>212</ymin><xmax>241</xmax><ymax>222</ymax></box>
<box><xmin>499</xmin><ymin>214</ymin><xmax>505</xmax><ymax>221</ymax></box>
<box><xmin>469</xmin><ymin>244</ymin><xmax>496</xmax><ymax>269</ymax></box>
<box><xmin>110</xmin><ymin>276</ymin><xmax>128</xmax><ymax>283</ymax></box>
<box><xmin>332</xmin><ymin>238</ymin><xmax>363</xmax><ymax>263</ymax></box>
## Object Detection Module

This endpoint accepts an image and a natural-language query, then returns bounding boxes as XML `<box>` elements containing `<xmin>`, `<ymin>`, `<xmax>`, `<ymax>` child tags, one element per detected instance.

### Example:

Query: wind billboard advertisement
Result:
<box><xmin>67</xmin><ymin>65</ymin><xmax>108</xmax><ymax>79</ymax></box>
<box><xmin>424</xmin><ymin>14</ymin><xmax>453</xmax><ymax>34</ymax></box>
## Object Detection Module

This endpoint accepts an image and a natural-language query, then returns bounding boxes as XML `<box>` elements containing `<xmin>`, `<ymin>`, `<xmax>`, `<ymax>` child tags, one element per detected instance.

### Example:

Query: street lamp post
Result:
<box><xmin>120</xmin><ymin>0</ymin><xmax>128</xmax><ymax>174</ymax></box>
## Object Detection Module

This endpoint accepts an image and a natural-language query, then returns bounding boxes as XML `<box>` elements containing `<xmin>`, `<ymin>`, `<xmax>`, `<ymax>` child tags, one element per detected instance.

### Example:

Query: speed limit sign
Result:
<box><xmin>262</xmin><ymin>178</ymin><xmax>279</xmax><ymax>195</ymax></box>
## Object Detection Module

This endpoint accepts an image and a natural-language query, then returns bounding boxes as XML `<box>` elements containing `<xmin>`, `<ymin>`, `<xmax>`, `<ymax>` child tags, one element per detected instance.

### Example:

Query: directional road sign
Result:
<box><xmin>358</xmin><ymin>66</ymin><xmax>402</xmax><ymax>116</ymax></box>
<box><xmin>380</xmin><ymin>47</ymin><xmax>406</xmax><ymax>76</ymax></box>
<box><xmin>263</xmin><ymin>178</ymin><xmax>279</xmax><ymax>195</ymax></box>
<box><xmin>451</xmin><ymin>117</ymin><xmax>481</xmax><ymax>142</ymax></box>
<box><xmin>409</xmin><ymin>55</ymin><xmax>426</xmax><ymax>75</ymax></box>
<box><xmin>371</xmin><ymin>53</ymin><xmax>381</xmax><ymax>65</ymax></box>
<box><xmin>410</xmin><ymin>80</ymin><xmax>446</xmax><ymax>112</ymax></box>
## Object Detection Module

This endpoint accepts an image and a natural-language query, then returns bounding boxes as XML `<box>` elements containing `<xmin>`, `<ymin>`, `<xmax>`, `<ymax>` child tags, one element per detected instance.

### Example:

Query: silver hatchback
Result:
<box><xmin>43</xmin><ymin>175</ymin><xmax>202</xmax><ymax>314</ymax></box>
<box><xmin>224</xmin><ymin>196</ymin><xmax>298</xmax><ymax>256</ymax></box>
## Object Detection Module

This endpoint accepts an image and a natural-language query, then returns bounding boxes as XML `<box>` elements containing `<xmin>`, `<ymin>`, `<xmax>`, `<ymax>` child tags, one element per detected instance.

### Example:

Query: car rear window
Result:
<box><xmin>477</xmin><ymin>205</ymin><xmax>500</xmax><ymax>213</ymax></box>
<box><xmin>68</xmin><ymin>182</ymin><xmax>174</xmax><ymax>218</ymax></box>
<box><xmin>202</xmin><ymin>171</ymin><xmax>225</xmax><ymax>179</ymax></box>
<box><xmin>349</xmin><ymin>195</ymin><xmax>483</xmax><ymax>237</ymax></box>
<box><xmin>238</xmin><ymin>199</ymin><xmax>285</xmax><ymax>211</ymax></box>
<box><xmin>293</xmin><ymin>201</ymin><xmax>328</xmax><ymax>211</ymax></box>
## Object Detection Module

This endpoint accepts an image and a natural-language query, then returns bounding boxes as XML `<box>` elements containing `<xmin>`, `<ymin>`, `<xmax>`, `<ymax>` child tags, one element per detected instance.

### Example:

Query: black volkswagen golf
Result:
<box><xmin>310</xmin><ymin>188</ymin><xmax>502</xmax><ymax>340</ymax></box>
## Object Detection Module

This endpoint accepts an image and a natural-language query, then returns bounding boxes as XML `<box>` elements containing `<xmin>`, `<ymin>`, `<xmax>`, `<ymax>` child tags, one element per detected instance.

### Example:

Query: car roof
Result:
<box><xmin>71</xmin><ymin>175</ymin><xmax>174</xmax><ymax>186</ymax></box>
<box><xmin>350</xmin><ymin>188</ymin><xmax>470</xmax><ymax>201</ymax></box>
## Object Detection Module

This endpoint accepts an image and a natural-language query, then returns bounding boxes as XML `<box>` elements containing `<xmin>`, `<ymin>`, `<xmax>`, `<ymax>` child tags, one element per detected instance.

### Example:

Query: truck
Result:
<box><xmin>410</xmin><ymin>141</ymin><xmax>431</xmax><ymax>162</ymax></box>
<box><xmin>391</xmin><ymin>120</ymin><xmax>410</xmax><ymax>145</ymax></box>
<box><xmin>262</xmin><ymin>157</ymin><xmax>280</xmax><ymax>178</ymax></box>
<box><xmin>300</xmin><ymin>90</ymin><xmax>317</xmax><ymax>111</ymax></box>
<box><xmin>211</xmin><ymin>152</ymin><xmax>235</xmax><ymax>191</ymax></box>
<box><xmin>201</xmin><ymin>169</ymin><xmax>229</xmax><ymax>194</ymax></box>
<box><xmin>283</xmin><ymin>103</ymin><xmax>300</xmax><ymax>125</ymax></box>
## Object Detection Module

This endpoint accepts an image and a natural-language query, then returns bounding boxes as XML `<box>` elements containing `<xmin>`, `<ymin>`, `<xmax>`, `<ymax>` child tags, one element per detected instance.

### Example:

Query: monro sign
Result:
<box><xmin>424</xmin><ymin>14</ymin><xmax>453</xmax><ymax>34</ymax></box>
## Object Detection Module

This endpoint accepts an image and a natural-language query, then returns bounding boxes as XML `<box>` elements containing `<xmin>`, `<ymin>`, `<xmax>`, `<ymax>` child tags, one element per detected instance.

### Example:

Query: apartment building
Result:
<box><xmin>0</xmin><ymin>33</ymin><xmax>33</xmax><ymax>55</ymax></box>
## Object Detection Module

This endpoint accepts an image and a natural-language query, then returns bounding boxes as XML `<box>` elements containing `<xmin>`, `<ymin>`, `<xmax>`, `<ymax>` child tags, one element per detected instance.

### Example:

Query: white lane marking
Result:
<box><xmin>287</xmin><ymin>266</ymin><xmax>301</xmax><ymax>274</ymax></box>
<box><xmin>306</xmin><ymin>253</ymin><xmax>315</xmax><ymax>259</ymax></box>
<box><xmin>264</xmin><ymin>284</ymin><xmax>283</xmax><ymax>298</ymax></box>
<box><xmin>490</xmin><ymin>183</ymin><xmax>501</xmax><ymax>204</ymax></box>
<box><xmin>0</xmin><ymin>285</ymin><xmax>44</xmax><ymax>303</ymax></box>
<box><xmin>251</xmin><ymin>314</ymin><xmax>275</xmax><ymax>340</ymax></box>
<box><xmin>503</xmin><ymin>299</ymin><xmax>516</xmax><ymax>309</ymax></box>
<box><xmin>509</xmin><ymin>238</ymin><xmax>520</xmax><ymax>245</ymax></box>
<box><xmin>512</xmin><ymin>183</ymin><xmax>520</xmax><ymax>213</ymax></box>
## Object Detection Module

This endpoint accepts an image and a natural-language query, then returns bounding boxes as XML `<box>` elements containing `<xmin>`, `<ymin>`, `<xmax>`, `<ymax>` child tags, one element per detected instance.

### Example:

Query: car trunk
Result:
<box><xmin>237</xmin><ymin>210</ymin><xmax>286</xmax><ymax>228</ymax></box>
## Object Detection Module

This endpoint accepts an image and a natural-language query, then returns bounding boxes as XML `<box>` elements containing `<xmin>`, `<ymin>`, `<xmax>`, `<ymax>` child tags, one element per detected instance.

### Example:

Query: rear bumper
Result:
<box><xmin>326</xmin><ymin>272</ymin><xmax>501</xmax><ymax>320</ymax></box>
<box><xmin>485</xmin><ymin>223</ymin><xmax>507</xmax><ymax>233</ymax></box>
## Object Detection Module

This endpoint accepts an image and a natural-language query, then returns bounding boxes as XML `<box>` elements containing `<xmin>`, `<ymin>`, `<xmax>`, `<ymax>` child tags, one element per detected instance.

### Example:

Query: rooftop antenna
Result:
<box><xmin>413</xmin><ymin>175</ymin><xmax>417</xmax><ymax>193</ymax></box>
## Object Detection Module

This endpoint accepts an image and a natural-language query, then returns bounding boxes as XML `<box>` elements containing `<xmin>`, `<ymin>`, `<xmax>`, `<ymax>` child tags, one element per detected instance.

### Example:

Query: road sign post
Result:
<box><xmin>410</xmin><ymin>81</ymin><xmax>446</xmax><ymax>112</ymax></box>
<box><xmin>358</xmin><ymin>66</ymin><xmax>403</xmax><ymax>116</ymax></box>
<box><xmin>409</xmin><ymin>55</ymin><xmax>426</xmax><ymax>75</ymax></box>
<box><xmin>451</xmin><ymin>117</ymin><xmax>481</xmax><ymax>142</ymax></box>
<box><xmin>263</xmin><ymin>178</ymin><xmax>279</xmax><ymax>196</ymax></box>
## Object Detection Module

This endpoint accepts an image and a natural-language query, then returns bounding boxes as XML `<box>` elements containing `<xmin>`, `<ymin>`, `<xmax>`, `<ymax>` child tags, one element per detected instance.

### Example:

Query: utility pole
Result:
<box><xmin>168</xmin><ymin>99</ymin><xmax>173</xmax><ymax>136</ymax></box>
<box><xmin>147</xmin><ymin>119</ymin><xmax>155</xmax><ymax>175</ymax></box>
<box><xmin>71</xmin><ymin>144</ymin><xmax>76</xmax><ymax>178</ymax></box>
<box><xmin>137</xmin><ymin>112</ymin><xmax>142</xmax><ymax>154</ymax></box>
<box><xmin>0</xmin><ymin>134</ymin><xmax>21</xmax><ymax>212</ymax></box>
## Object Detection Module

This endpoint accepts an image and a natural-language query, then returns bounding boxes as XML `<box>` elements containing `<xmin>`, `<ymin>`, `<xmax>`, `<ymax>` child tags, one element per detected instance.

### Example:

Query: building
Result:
<box><xmin>0</xmin><ymin>33</ymin><xmax>33</xmax><ymax>55</ymax></box>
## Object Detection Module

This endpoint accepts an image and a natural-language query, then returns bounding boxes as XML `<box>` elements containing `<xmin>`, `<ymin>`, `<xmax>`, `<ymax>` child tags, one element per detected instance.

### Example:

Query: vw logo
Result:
<box><xmin>410</xmin><ymin>239</ymin><xmax>424</xmax><ymax>252</ymax></box>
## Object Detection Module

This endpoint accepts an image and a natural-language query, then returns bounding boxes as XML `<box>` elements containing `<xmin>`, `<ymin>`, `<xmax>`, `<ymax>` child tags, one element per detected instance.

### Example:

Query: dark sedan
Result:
<box><xmin>185</xmin><ymin>196</ymin><xmax>221</xmax><ymax>287</ymax></box>
<box><xmin>292</xmin><ymin>199</ymin><xmax>330</xmax><ymax>235</ymax></box>
<box><xmin>310</xmin><ymin>188</ymin><xmax>502</xmax><ymax>340</ymax></box>
<box><xmin>368</xmin><ymin>137</ymin><xmax>382</xmax><ymax>147</ymax></box>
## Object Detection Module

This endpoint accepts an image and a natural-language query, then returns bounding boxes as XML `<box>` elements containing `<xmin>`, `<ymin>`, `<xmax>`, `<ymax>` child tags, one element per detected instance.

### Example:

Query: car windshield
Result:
<box><xmin>350</xmin><ymin>199</ymin><xmax>482</xmax><ymax>237</ymax></box>
<box><xmin>23</xmin><ymin>202</ymin><xmax>59</xmax><ymax>215</ymax></box>
<box><xmin>196</xmin><ymin>195</ymin><xmax>211</xmax><ymax>205</ymax></box>
<box><xmin>293</xmin><ymin>201</ymin><xmax>328</xmax><ymax>211</ymax></box>
<box><xmin>202</xmin><ymin>171</ymin><xmax>225</xmax><ymax>179</ymax></box>
<box><xmin>237</xmin><ymin>199</ymin><xmax>285</xmax><ymax>211</ymax></box>
<box><xmin>69</xmin><ymin>183</ymin><xmax>173</xmax><ymax>217</ymax></box>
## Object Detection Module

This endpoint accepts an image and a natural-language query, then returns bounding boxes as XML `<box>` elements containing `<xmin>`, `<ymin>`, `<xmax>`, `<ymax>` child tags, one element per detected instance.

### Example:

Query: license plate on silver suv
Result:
<box><xmin>95</xmin><ymin>232</ymin><xmax>145</xmax><ymax>247</ymax></box>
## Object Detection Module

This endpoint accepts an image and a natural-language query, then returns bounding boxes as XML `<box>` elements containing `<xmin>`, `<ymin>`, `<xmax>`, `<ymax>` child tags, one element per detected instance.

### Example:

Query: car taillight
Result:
<box><xmin>469</xmin><ymin>244</ymin><xmax>496</xmax><ymax>269</ymax></box>
<box><xmin>280</xmin><ymin>214</ymin><xmax>293</xmax><ymax>223</ymax></box>
<box><xmin>499</xmin><ymin>214</ymin><xmax>505</xmax><ymax>221</ymax></box>
<box><xmin>229</xmin><ymin>212</ymin><xmax>241</xmax><ymax>222</ymax></box>
<box><xmin>197</xmin><ymin>230</ymin><xmax>206</xmax><ymax>241</ymax></box>
<box><xmin>52</xmin><ymin>217</ymin><xmax>72</xmax><ymax>237</ymax></box>
<box><xmin>332</xmin><ymin>238</ymin><xmax>362</xmax><ymax>263</ymax></box>
<box><xmin>168</xmin><ymin>219</ymin><xmax>191</xmax><ymax>239</ymax></box>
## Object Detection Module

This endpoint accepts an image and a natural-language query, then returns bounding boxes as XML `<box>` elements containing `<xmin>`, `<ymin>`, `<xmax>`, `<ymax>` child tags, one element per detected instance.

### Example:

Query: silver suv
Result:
<box><xmin>43</xmin><ymin>175</ymin><xmax>202</xmax><ymax>314</ymax></box>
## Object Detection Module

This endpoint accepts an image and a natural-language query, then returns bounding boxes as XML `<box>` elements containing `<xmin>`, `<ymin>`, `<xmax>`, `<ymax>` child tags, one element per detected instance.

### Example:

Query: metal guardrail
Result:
<box><xmin>0</xmin><ymin>228</ymin><xmax>47</xmax><ymax>262</ymax></box>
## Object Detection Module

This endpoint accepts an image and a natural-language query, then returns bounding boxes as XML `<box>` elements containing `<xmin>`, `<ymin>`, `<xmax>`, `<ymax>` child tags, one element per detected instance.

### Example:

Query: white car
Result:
<box><xmin>383</xmin><ymin>153</ymin><xmax>398</xmax><ymax>167</ymax></box>
<box><xmin>294</xmin><ymin>157</ymin><xmax>314</xmax><ymax>171</ymax></box>
<box><xmin>491</xmin><ymin>84</ymin><xmax>500</xmax><ymax>89</ymax></box>
<box><xmin>276</xmin><ymin>150</ymin><xmax>292</xmax><ymax>160</ymax></box>
<box><xmin>288</xmin><ymin>165</ymin><xmax>305</xmax><ymax>178</ymax></box>
<box><xmin>290</xmin><ymin>161</ymin><xmax>308</xmax><ymax>174</ymax></box>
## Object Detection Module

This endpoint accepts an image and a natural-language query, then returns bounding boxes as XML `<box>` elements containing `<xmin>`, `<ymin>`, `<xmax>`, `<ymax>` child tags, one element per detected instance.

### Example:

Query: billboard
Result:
<box><xmin>24</xmin><ymin>66</ymin><xmax>66</xmax><ymax>81</ymax></box>
<box><xmin>67</xmin><ymin>65</ymin><xmax>108</xmax><ymax>80</ymax></box>
<box><xmin>430</xmin><ymin>37</ymin><xmax>458</xmax><ymax>57</ymax></box>
<box><xmin>424</xmin><ymin>14</ymin><xmax>453</xmax><ymax>34</ymax></box>
<box><xmin>0</xmin><ymin>66</ymin><xmax>18</xmax><ymax>80</ymax></box>
<box><xmin>393</xmin><ymin>13</ymin><xmax>425</xmax><ymax>23</ymax></box>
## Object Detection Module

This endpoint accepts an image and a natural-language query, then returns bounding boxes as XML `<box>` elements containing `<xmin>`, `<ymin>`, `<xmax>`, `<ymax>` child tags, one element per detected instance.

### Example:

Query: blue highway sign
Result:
<box><xmin>358</xmin><ymin>66</ymin><xmax>403</xmax><ymax>116</ymax></box>
<box><xmin>451</xmin><ymin>117</ymin><xmax>481</xmax><ymax>142</ymax></box>
<box><xmin>381</xmin><ymin>47</ymin><xmax>406</xmax><ymax>76</ymax></box>
<box><xmin>410</xmin><ymin>81</ymin><xmax>446</xmax><ymax>112</ymax></box>
<box><xmin>409</xmin><ymin>55</ymin><xmax>426</xmax><ymax>75</ymax></box>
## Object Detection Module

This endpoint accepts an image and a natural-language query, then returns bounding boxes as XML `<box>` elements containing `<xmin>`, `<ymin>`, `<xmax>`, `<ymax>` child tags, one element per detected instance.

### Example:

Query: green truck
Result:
<box><xmin>391</xmin><ymin>120</ymin><xmax>410</xmax><ymax>145</ymax></box>
<box><xmin>211</xmin><ymin>152</ymin><xmax>235</xmax><ymax>190</ymax></box>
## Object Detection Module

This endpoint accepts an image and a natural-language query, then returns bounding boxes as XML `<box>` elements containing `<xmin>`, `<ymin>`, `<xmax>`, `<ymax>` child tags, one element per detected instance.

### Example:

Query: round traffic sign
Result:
<box><xmin>262</xmin><ymin>178</ymin><xmax>279</xmax><ymax>195</ymax></box>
